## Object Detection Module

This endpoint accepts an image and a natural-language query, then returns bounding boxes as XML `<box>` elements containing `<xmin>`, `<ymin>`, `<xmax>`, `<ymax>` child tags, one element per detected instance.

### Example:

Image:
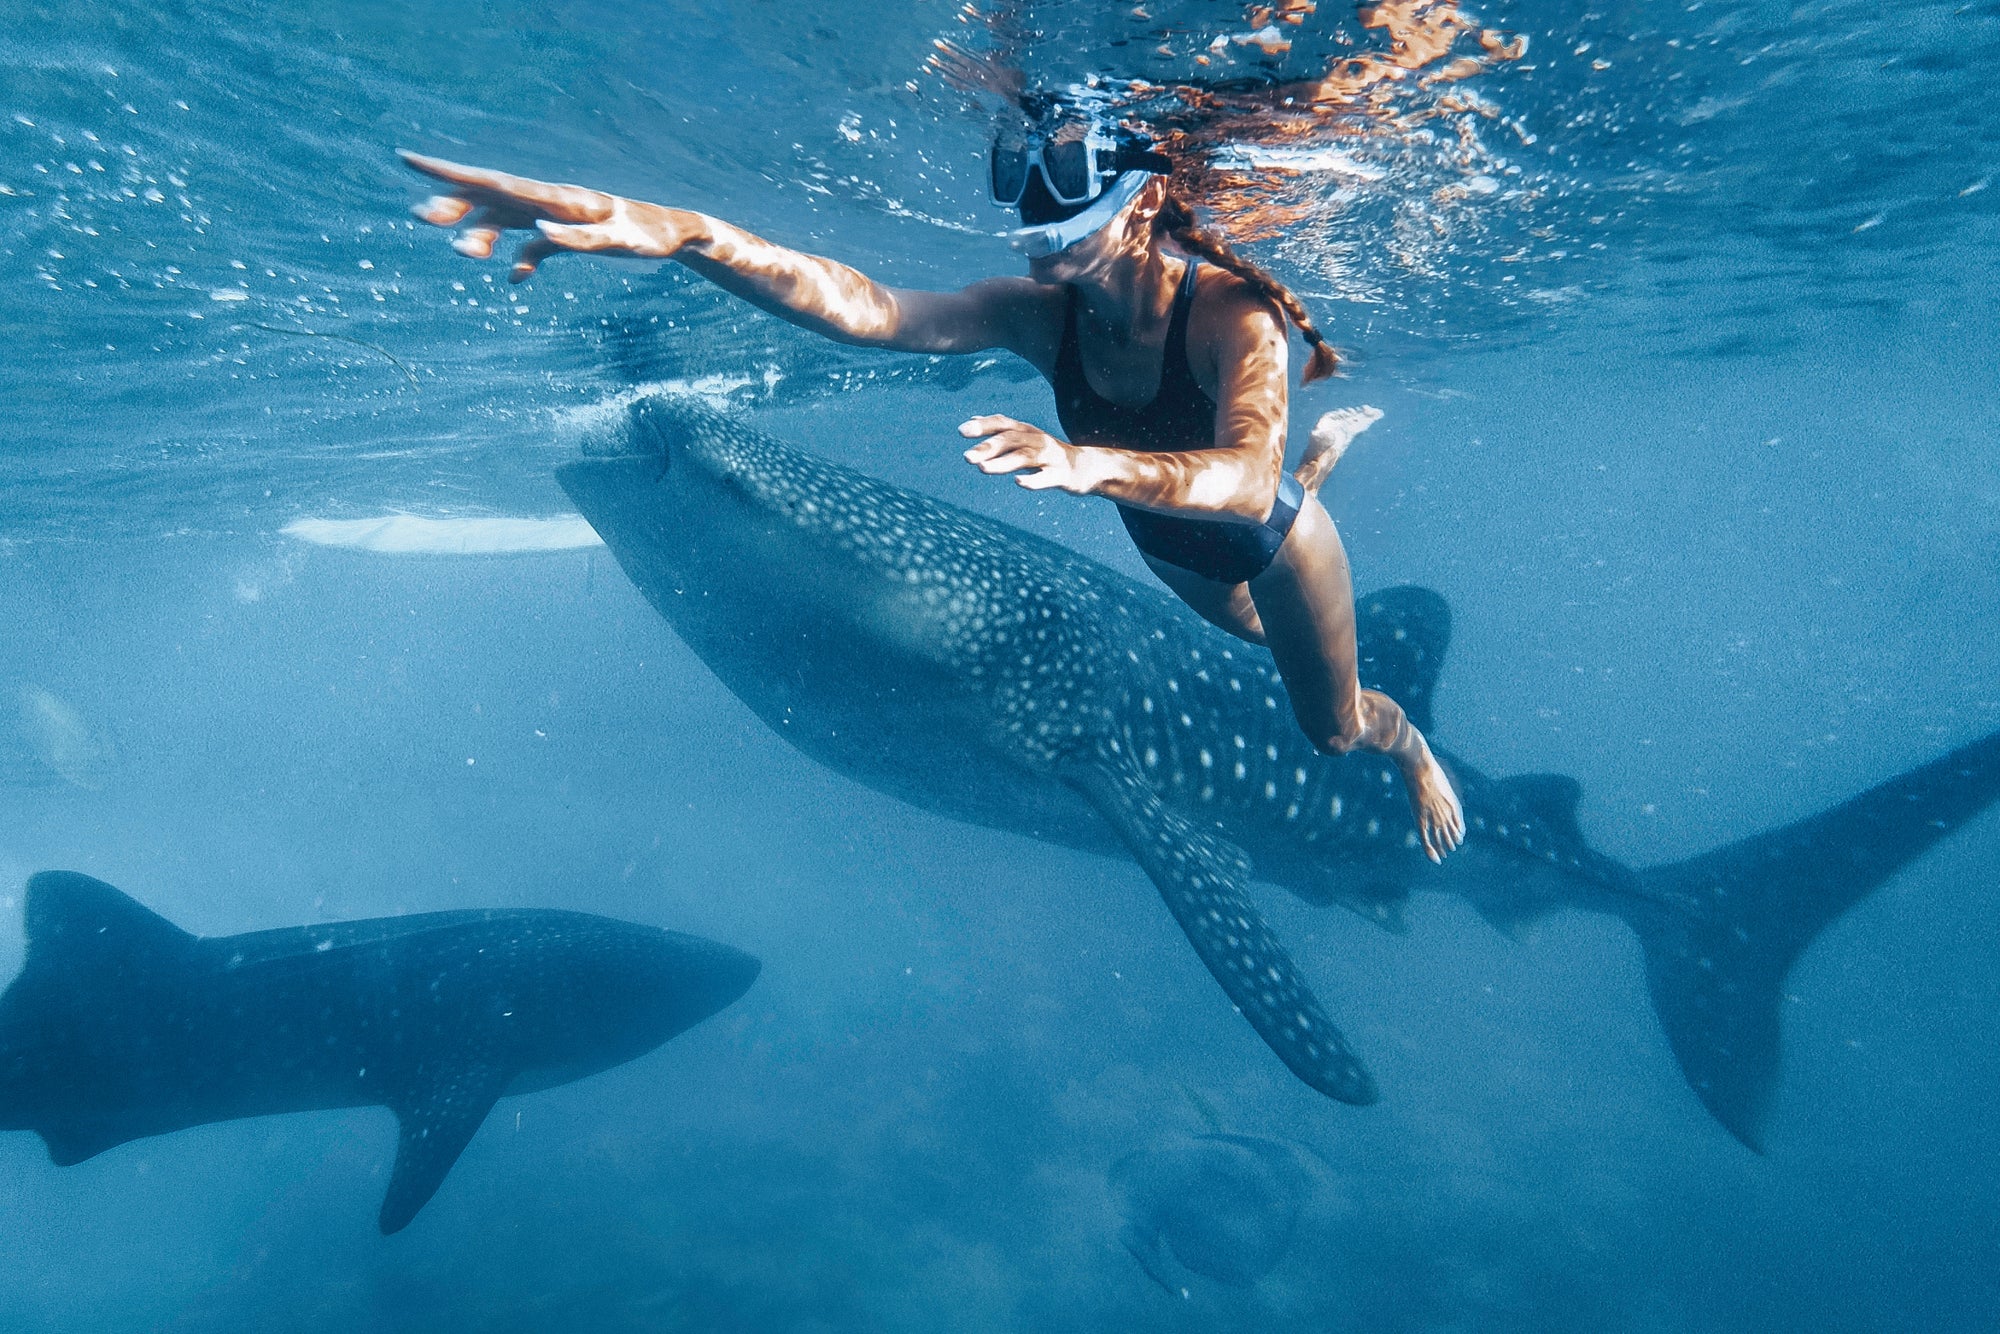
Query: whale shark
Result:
<box><xmin>0</xmin><ymin>871</ymin><xmax>759</xmax><ymax>1232</ymax></box>
<box><xmin>555</xmin><ymin>397</ymin><xmax>2000</xmax><ymax>1147</ymax></box>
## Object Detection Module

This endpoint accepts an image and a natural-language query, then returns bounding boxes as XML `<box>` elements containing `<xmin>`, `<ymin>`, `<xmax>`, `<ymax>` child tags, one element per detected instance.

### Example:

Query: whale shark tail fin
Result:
<box><xmin>1632</xmin><ymin>727</ymin><xmax>2000</xmax><ymax>1150</ymax></box>
<box><xmin>1</xmin><ymin>873</ymin><xmax>199</xmax><ymax>1155</ymax></box>
<box><xmin>20</xmin><ymin>871</ymin><xmax>196</xmax><ymax>966</ymax></box>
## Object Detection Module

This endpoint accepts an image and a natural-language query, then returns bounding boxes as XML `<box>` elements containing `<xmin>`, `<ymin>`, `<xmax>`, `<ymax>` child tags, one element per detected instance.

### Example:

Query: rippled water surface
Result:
<box><xmin>2</xmin><ymin>1</ymin><xmax>1997</xmax><ymax>1330</ymax></box>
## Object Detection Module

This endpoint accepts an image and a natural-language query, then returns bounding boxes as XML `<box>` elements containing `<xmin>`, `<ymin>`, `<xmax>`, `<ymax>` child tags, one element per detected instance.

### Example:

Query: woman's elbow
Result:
<box><xmin>1182</xmin><ymin>468</ymin><xmax>1275</xmax><ymax>522</ymax></box>
<box><xmin>1235</xmin><ymin>481</ymin><xmax>1282</xmax><ymax>523</ymax></box>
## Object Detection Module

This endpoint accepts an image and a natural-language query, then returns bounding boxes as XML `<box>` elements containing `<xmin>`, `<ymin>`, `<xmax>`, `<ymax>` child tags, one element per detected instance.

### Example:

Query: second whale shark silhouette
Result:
<box><xmin>557</xmin><ymin>397</ymin><xmax>1999</xmax><ymax>1148</ymax></box>
<box><xmin>0</xmin><ymin>872</ymin><xmax>760</xmax><ymax>1232</ymax></box>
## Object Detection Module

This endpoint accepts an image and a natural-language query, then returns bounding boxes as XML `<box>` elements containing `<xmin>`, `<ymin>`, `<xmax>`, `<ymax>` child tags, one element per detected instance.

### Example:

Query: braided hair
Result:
<box><xmin>1151</xmin><ymin>189</ymin><xmax>1340</xmax><ymax>384</ymax></box>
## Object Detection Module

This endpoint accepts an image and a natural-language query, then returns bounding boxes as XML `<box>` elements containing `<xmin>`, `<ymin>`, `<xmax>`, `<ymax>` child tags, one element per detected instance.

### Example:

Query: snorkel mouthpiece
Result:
<box><xmin>1007</xmin><ymin>170</ymin><xmax>1149</xmax><ymax>259</ymax></box>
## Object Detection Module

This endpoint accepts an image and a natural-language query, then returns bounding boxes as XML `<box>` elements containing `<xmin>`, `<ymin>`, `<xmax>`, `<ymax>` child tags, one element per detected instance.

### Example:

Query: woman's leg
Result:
<box><xmin>1246</xmin><ymin>494</ymin><xmax>1465</xmax><ymax>861</ymax></box>
<box><xmin>1141</xmin><ymin>552</ymin><xmax>1267</xmax><ymax>644</ymax></box>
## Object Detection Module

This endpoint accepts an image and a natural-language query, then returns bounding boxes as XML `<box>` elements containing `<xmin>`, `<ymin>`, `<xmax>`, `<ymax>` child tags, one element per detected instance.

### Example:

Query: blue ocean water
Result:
<box><xmin>2</xmin><ymin>0</ymin><xmax>1998</xmax><ymax>1329</ymax></box>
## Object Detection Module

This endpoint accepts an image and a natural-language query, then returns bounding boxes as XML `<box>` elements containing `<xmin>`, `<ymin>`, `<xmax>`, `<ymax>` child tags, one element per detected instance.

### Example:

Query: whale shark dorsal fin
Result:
<box><xmin>1068</xmin><ymin>747</ymin><xmax>1378</xmax><ymax>1107</ymax></box>
<box><xmin>22</xmin><ymin>872</ymin><xmax>195</xmax><ymax>972</ymax></box>
<box><xmin>378</xmin><ymin>1062</ymin><xmax>512</xmax><ymax>1234</ymax></box>
<box><xmin>1354</xmin><ymin>586</ymin><xmax>1451</xmax><ymax>735</ymax></box>
<box><xmin>1494</xmin><ymin>774</ymin><xmax>1585</xmax><ymax>843</ymax></box>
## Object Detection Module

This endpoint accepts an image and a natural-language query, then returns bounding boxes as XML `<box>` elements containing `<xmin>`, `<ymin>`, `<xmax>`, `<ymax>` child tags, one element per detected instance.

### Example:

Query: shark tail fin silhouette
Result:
<box><xmin>1631</xmin><ymin>727</ymin><xmax>2000</xmax><ymax>1150</ymax></box>
<box><xmin>3</xmin><ymin>873</ymin><xmax>199</xmax><ymax>1158</ymax></box>
<box><xmin>20</xmin><ymin>871</ymin><xmax>196</xmax><ymax>963</ymax></box>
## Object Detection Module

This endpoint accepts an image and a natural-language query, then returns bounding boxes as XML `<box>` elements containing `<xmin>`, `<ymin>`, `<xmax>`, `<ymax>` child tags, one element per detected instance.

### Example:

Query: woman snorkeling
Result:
<box><xmin>402</xmin><ymin>100</ymin><xmax>1464</xmax><ymax>860</ymax></box>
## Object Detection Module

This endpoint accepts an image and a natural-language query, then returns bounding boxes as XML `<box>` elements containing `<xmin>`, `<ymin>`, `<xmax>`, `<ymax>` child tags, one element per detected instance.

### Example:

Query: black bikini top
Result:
<box><xmin>1051</xmin><ymin>258</ymin><xmax>1215</xmax><ymax>453</ymax></box>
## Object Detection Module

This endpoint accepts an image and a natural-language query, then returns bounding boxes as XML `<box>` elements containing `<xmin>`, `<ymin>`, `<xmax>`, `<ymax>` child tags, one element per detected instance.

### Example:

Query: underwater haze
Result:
<box><xmin>3</xmin><ymin>0</ymin><xmax>1999</xmax><ymax>1330</ymax></box>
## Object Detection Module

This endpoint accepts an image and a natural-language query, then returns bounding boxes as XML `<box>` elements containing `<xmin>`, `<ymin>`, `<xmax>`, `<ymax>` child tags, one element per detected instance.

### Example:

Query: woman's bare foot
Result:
<box><xmin>1388</xmin><ymin>723</ymin><xmax>1464</xmax><ymax>863</ymax></box>
<box><xmin>1296</xmin><ymin>406</ymin><xmax>1382</xmax><ymax>494</ymax></box>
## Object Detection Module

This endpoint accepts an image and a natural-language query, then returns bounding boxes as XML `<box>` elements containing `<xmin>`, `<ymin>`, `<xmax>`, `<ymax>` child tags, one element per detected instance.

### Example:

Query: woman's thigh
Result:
<box><xmin>1142</xmin><ymin>551</ymin><xmax>1267</xmax><ymax>644</ymax></box>
<box><xmin>1246</xmin><ymin>495</ymin><xmax>1363</xmax><ymax>744</ymax></box>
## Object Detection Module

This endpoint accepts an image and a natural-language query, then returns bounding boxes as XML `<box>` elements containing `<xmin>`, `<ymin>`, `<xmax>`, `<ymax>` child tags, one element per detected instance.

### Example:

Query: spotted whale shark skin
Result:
<box><xmin>558</xmin><ymin>398</ymin><xmax>2000</xmax><ymax>1146</ymax></box>
<box><xmin>0</xmin><ymin>872</ymin><xmax>759</xmax><ymax>1233</ymax></box>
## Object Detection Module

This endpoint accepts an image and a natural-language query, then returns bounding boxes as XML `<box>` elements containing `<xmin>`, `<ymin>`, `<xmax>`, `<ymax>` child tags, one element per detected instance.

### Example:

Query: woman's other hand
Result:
<box><xmin>960</xmin><ymin>416</ymin><xmax>1102</xmax><ymax>495</ymax></box>
<box><xmin>401</xmin><ymin>152</ymin><xmax>699</xmax><ymax>282</ymax></box>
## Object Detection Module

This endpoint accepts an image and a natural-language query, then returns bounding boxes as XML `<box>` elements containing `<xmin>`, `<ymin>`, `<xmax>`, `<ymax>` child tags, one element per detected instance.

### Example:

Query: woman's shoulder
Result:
<box><xmin>1191</xmin><ymin>260</ymin><xmax>1281</xmax><ymax>317</ymax></box>
<box><xmin>951</xmin><ymin>275</ymin><xmax>1067</xmax><ymax>375</ymax></box>
<box><xmin>965</xmin><ymin>273</ymin><xmax>1063</xmax><ymax>303</ymax></box>
<box><xmin>1187</xmin><ymin>260</ymin><xmax>1288</xmax><ymax>349</ymax></box>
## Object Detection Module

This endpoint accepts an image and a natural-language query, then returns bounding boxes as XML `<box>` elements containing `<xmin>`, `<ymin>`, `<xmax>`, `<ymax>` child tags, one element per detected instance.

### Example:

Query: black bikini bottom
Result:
<box><xmin>1116</xmin><ymin>472</ymin><xmax>1305</xmax><ymax>585</ymax></box>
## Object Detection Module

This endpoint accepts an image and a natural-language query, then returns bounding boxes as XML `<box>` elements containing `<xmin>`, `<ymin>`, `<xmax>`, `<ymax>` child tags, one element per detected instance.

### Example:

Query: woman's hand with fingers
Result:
<box><xmin>401</xmin><ymin>152</ymin><xmax>702</xmax><ymax>282</ymax></box>
<box><xmin>959</xmin><ymin>416</ymin><xmax>1102</xmax><ymax>495</ymax></box>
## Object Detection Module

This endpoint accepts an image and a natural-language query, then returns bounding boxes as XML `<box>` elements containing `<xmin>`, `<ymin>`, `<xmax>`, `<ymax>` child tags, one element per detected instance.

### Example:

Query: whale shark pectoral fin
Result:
<box><xmin>1354</xmin><ymin>586</ymin><xmax>1451</xmax><ymax>735</ymax></box>
<box><xmin>1069</xmin><ymin>755</ymin><xmax>1378</xmax><ymax>1106</ymax></box>
<box><xmin>378</xmin><ymin>1063</ymin><xmax>512</xmax><ymax>1234</ymax></box>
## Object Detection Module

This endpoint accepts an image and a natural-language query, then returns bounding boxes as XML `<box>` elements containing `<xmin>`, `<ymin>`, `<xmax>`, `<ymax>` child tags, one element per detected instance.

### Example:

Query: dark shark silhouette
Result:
<box><xmin>556</xmin><ymin>397</ymin><xmax>2000</xmax><ymax>1148</ymax></box>
<box><xmin>0</xmin><ymin>872</ymin><xmax>759</xmax><ymax>1232</ymax></box>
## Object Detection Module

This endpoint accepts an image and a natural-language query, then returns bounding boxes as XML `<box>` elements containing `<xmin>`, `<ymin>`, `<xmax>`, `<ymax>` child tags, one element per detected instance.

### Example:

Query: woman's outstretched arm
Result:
<box><xmin>402</xmin><ymin>152</ymin><xmax>1043</xmax><ymax>358</ymax></box>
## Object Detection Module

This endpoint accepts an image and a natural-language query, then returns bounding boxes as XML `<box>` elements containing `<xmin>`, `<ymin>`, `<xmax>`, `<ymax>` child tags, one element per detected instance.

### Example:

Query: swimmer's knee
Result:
<box><xmin>1309</xmin><ymin>720</ymin><xmax>1367</xmax><ymax>757</ymax></box>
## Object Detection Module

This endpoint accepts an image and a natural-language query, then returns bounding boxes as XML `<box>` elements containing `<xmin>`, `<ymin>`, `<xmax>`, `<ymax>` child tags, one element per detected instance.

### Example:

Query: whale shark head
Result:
<box><xmin>556</xmin><ymin>396</ymin><xmax>1105</xmax><ymax>723</ymax></box>
<box><xmin>558</xmin><ymin>397</ymin><xmax>921</xmax><ymax>634</ymax></box>
<box><xmin>495</xmin><ymin>915</ymin><xmax>760</xmax><ymax>1097</ymax></box>
<box><xmin>606</xmin><ymin>921</ymin><xmax>763</xmax><ymax>1051</ymax></box>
